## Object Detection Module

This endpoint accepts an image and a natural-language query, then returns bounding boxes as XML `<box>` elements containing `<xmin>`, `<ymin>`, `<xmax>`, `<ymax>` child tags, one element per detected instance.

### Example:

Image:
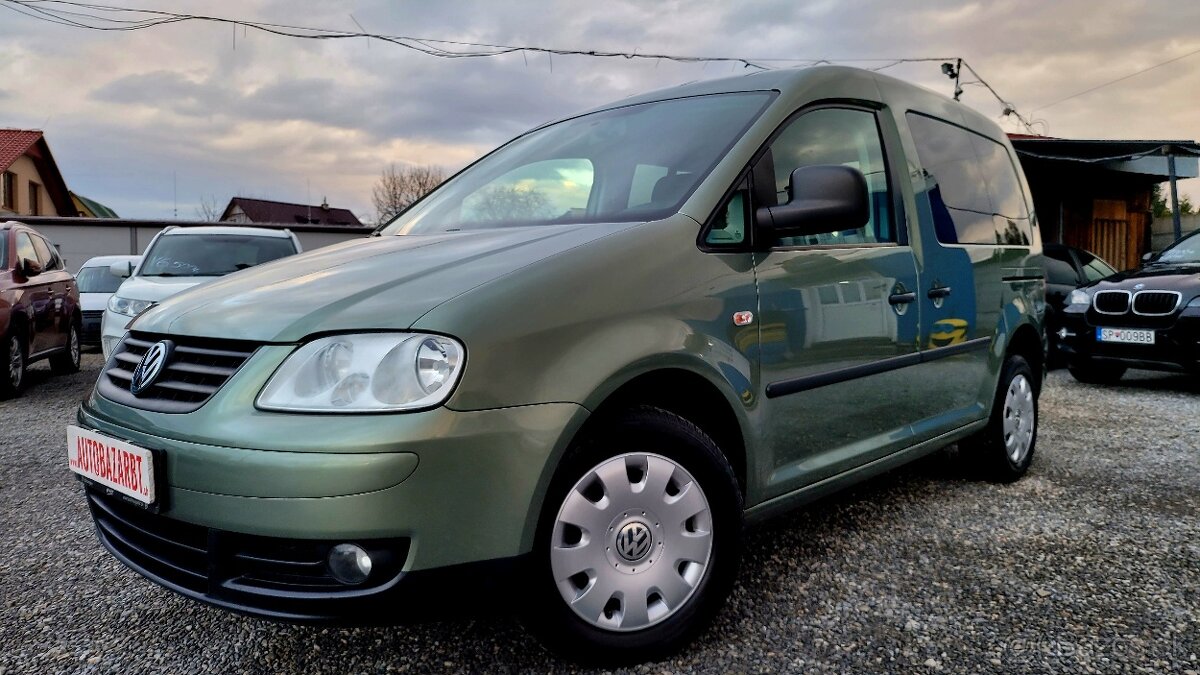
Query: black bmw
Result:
<box><xmin>1058</xmin><ymin>230</ymin><xmax>1200</xmax><ymax>383</ymax></box>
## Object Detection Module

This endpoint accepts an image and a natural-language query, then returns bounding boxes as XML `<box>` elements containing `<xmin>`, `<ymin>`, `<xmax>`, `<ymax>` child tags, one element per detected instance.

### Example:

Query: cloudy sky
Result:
<box><xmin>2</xmin><ymin>0</ymin><xmax>1199</xmax><ymax>221</ymax></box>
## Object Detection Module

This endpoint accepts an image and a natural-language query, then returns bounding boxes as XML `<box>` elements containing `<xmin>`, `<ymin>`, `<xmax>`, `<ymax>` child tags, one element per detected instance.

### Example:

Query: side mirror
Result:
<box><xmin>109</xmin><ymin>261</ymin><xmax>134</xmax><ymax>278</ymax></box>
<box><xmin>21</xmin><ymin>257</ymin><xmax>42</xmax><ymax>278</ymax></box>
<box><xmin>1142</xmin><ymin>251</ymin><xmax>1156</xmax><ymax>263</ymax></box>
<box><xmin>755</xmin><ymin>165</ymin><xmax>870</xmax><ymax>243</ymax></box>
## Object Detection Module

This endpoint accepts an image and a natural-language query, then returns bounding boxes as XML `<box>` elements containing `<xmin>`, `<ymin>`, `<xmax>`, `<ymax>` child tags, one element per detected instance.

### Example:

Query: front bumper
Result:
<box><xmin>76</xmin><ymin>358</ymin><xmax>587</xmax><ymax>620</ymax></box>
<box><xmin>1058</xmin><ymin>304</ymin><xmax>1200</xmax><ymax>372</ymax></box>
<box><xmin>85</xmin><ymin>489</ymin><xmax>526</xmax><ymax>623</ymax></box>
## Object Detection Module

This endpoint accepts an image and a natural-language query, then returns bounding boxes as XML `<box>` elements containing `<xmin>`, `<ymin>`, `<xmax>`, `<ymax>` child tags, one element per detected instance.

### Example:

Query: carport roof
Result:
<box><xmin>1008</xmin><ymin>135</ymin><xmax>1200</xmax><ymax>180</ymax></box>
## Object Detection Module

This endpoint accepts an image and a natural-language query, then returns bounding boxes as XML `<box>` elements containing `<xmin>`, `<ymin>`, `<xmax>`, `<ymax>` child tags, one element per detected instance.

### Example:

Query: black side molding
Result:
<box><xmin>765</xmin><ymin>337</ymin><xmax>991</xmax><ymax>398</ymax></box>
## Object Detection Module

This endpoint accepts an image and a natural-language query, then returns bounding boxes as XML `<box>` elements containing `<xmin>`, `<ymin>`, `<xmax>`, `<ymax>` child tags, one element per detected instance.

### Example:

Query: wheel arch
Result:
<box><xmin>1006</xmin><ymin>320</ymin><xmax>1045</xmax><ymax>392</ymax></box>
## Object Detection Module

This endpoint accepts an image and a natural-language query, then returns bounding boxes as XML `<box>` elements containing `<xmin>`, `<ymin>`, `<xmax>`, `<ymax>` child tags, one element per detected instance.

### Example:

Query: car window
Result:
<box><xmin>382</xmin><ymin>92</ymin><xmax>774</xmax><ymax>234</ymax></box>
<box><xmin>33</xmin><ymin>236</ymin><xmax>63</xmax><ymax>270</ymax></box>
<box><xmin>767</xmin><ymin>107</ymin><xmax>894</xmax><ymax>247</ymax></box>
<box><xmin>705</xmin><ymin>186</ymin><xmax>750</xmax><ymax>246</ymax></box>
<box><xmin>460</xmin><ymin>159</ymin><xmax>594</xmax><ymax>224</ymax></box>
<box><xmin>0</xmin><ymin>233</ymin><xmax>7</xmax><ymax>270</ymax></box>
<box><xmin>76</xmin><ymin>266</ymin><xmax>125</xmax><ymax>293</ymax></box>
<box><xmin>15</xmin><ymin>232</ymin><xmax>36</xmax><ymax>266</ymax></box>
<box><xmin>140</xmin><ymin>235</ymin><xmax>298</xmax><ymax>277</ymax></box>
<box><xmin>1079</xmin><ymin>252</ymin><xmax>1116</xmax><ymax>281</ymax></box>
<box><xmin>907</xmin><ymin>113</ymin><xmax>1031</xmax><ymax>246</ymax></box>
<box><xmin>1043</xmin><ymin>254</ymin><xmax>1078</xmax><ymax>285</ymax></box>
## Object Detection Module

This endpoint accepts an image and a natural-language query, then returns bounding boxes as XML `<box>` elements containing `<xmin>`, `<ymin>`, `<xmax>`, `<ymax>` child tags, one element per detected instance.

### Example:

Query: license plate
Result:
<box><xmin>67</xmin><ymin>425</ymin><xmax>156</xmax><ymax>505</ymax></box>
<box><xmin>1095</xmin><ymin>327</ymin><xmax>1155</xmax><ymax>345</ymax></box>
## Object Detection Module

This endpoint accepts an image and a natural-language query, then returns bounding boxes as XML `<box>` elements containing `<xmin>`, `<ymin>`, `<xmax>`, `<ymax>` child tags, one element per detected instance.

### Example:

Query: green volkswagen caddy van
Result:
<box><xmin>69</xmin><ymin>66</ymin><xmax>1044</xmax><ymax>663</ymax></box>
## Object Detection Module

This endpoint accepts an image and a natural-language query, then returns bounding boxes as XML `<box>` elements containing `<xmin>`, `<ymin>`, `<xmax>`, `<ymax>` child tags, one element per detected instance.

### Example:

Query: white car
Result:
<box><xmin>101</xmin><ymin>226</ymin><xmax>302</xmax><ymax>358</ymax></box>
<box><xmin>76</xmin><ymin>255</ymin><xmax>142</xmax><ymax>348</ymax></box>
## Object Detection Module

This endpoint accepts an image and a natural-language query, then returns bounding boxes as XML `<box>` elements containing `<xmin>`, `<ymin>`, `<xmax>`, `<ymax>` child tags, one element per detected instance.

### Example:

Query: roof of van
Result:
<box><xmin>159</xmin><ymin>225</ymin><xmax>293</xmax><ymax>238</ymax></box>
<box><xmin>572</xmin><ymin>65</ymin><xmax>1005</xmax><ymax>142</ymax></box>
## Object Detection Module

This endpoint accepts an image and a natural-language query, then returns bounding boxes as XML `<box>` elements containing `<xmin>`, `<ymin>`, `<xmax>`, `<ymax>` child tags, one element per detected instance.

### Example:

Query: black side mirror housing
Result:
<box><xmin>1142</xmin><ymin>251</ymin><xmax>1156</xmax><ymax>263</ymax></box>
<box><xmin>756</xmin><ymin>165</ymin><xmax>870</xmax><ymax>243</ymax></box>
<box><xmin>21</xmin><ymin>257</ymin><xmax>43</xmax><ymax>278</ymax></box>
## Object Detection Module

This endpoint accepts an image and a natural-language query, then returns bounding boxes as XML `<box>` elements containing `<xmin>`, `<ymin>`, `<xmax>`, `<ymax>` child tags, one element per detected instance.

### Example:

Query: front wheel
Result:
<box><xmin>523</xmin><ymin>406</ymin><xmax>742</xmax><ymax>665</ymax></box>
<box><xmin>960</xmin><ymin>355</ymin><xmax>1038</xmax><ymax>483</ymax></box>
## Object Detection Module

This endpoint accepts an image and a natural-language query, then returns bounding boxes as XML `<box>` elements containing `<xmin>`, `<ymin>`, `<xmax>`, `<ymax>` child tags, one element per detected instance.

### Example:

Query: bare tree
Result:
<box><xmin>195</xmin><ymin>194</ymin><xmax>223</xmax><ymax>221</ymax></box>
<box><xmin>372</xmin><ymin>164</ymin><xmax>446</xmax><ymax>224</ymax></box>
<box><xmin>473</xmin><ymin>184</ymin><xmax>550</xmax><ymax>222</ymax></box>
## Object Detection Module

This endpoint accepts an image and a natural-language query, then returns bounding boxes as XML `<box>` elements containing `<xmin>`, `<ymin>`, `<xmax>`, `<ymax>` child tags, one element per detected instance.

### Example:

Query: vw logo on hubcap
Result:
<box><xmin>615</xmin><ymin>521</ymin><xmax>653</xmax><ymax>563</ymax></box>
<box><xmin>130</xmin><ymin>340</ymin><xmax>173</xmax><ymax>396</ymax></box>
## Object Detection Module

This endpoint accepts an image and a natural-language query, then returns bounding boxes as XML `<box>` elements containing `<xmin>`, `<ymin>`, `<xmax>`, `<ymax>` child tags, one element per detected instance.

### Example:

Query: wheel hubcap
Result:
<box><xmin>550</xmin><ymin>452</ymin><xmax>713</xmax><ymax>632</ymax></box>
<box><xmin>70</xmin><ymin>328</ymin><xmax>80</xmax><ymax>365</ymax></box>
<box><xmin>1002</xmin><ymin>373</ymin><xmax>1035</xmax><ymax>463</ymax></box>
<box><xmin>8</xmin><ymin>336</ymin><xmax>21</xmax><ymax>386</ymax></box>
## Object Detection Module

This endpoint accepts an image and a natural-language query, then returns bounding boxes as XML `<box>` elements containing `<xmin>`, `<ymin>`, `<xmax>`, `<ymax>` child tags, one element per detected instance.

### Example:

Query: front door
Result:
<box><xmin>13</xmin><ymin>232</ymin><xmax>55</xmax><ymax>355</ymax></box>
<box><xmin>753</xmin><ymin>105</ymin><xmax>924</xmax><ymax>499</ymax></box>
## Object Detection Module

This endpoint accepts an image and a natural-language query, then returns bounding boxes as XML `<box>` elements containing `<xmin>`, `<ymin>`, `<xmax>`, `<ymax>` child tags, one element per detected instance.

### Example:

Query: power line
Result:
<box><xmin>1031</xmin><ymin>44</ymin><xmax>1200</xmax><ymax>113</ymax></box>
<box><xmin>1</xmin><ymin>0</ymin><xmax>1036</xmax><ymax>129</ymax></box>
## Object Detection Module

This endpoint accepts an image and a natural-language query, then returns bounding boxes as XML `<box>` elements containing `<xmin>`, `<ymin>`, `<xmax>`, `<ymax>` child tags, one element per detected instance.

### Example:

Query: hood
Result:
<box><xmin>80</xmin><ymin>292</ymin><xmax>114</xmax><ymax>312</ymax></box>
<box><xmin>1087</xmin><ymin>263</ymin><xmax>1200</xmax><ymax>297</ymax></box>
<box><xmin>113</xmin><ymin>275</ymin><xmax>216</xmax><ymax>303</ymax></box>
<box><xmin>131</xmin><ymin>224</ymin><xmax>640</xmax><ymax>342</ymax></box>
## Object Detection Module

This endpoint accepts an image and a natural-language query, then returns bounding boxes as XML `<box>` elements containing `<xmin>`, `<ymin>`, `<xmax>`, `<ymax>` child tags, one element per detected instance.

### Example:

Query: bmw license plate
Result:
<box><xmin>1096</xmin><ymin>327</ymin><xmax>1155</xmax><ymax>345</ymax></box>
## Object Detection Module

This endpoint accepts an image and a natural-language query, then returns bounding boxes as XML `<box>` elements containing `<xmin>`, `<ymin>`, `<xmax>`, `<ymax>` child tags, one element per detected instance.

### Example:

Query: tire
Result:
<box><xmin>0</xmin><ymin>332</ymin><xmax>27</xmax><ymax>399</ymax></box>
<box><xmin>960</xmin><ymin>355</ymin><xmax>1038</xmax><ymax>483</ymax></box>
<box><xmin>1068</xmin><ymin>361</ymin><xmax>1126</xmax><ymax>384</ymax></box>
<box><xmin>523</xmin><ymin>406</ymin><xmax>742</xmax><ymax>665</ymax></box>
<box><xmin>49</xmin><ymin>318</ymin><xmax>82</xmax><ymax>375</ymax></box>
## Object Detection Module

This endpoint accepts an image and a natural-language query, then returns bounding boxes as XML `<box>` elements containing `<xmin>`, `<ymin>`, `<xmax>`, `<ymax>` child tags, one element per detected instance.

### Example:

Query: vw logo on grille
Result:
<box><xmin>130</xmin><ymin>340</ymin><xmax>173</xmax><ymax>396</ymax></box>
<box><xmin>615</xmin><ymin>521</ymin><xmax>653</xmax><ymax>563</ymax></box>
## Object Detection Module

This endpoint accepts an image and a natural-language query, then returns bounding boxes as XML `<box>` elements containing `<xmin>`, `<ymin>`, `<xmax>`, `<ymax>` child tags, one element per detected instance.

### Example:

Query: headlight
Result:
<box><xmin>107</xmin><ymin>294</ymin><xmax>155</xmax><ymax>317</ymax></box>
<box><xmin>1067</xmin><ymin>289</ymin><xmax>1090</xmax><ymax>306</ymax></box>
<box><xmin>257</xmin><ymin>333</ymin><xmax>465</xmax><ymax>412</ymax></box>
<box><xmin>1188</xmin><ymin>296</ymin><xmax>1200</xmax><ymax>308</ymax></box>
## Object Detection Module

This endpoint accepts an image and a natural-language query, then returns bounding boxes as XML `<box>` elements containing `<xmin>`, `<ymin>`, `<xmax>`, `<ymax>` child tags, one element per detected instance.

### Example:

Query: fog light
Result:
<box><xmin>327</xmin><ymin>543</ymin><xmax>373</xmax><ymax>584</ymax></box>
<box><xmin>1057</xmin><ymin>327</ymin><xmax>1074</xmax><ymax>340</ymax></box>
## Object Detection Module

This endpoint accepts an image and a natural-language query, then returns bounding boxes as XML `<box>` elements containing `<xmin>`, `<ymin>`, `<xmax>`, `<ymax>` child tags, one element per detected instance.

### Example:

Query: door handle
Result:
<box><xmin>888</xmin><ymin>291</ymin><xmax>917</xmax><ymax>305</ymax></box>
<box><xmin>927</xmin><ymin>286</ymin><xmax>952</xmax><ymax>299</ymax></box>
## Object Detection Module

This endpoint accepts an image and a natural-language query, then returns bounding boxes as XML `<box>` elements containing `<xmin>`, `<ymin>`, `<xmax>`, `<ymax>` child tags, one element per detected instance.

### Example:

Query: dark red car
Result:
<box><xmin>0</xmin><ymin>221</ymin><xmax>81</xmax><ymax>397</ymax></box>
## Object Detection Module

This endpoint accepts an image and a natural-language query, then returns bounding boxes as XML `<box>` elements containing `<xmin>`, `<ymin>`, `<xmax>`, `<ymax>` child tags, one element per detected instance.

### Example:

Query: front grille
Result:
<box><xmin>87</xmin><ymin>492</ymin><xmax>409</xmax><ymax>603</ymax></box>
<box><xmin>1093</xmin><ymin>290</ymin><xmax>1131</xmax><ymax>315</ymax></box>
<box><xmin>1132</xmin><ymin>290</ymin><xmax>1181</xmax><ymax>316</ymax></box>
<box><xmin>82</xmin><ymin>310</ymin><xmax>105</xmax><ymax>321</ymax></box>
<box><xmin>97</xmin><ymin>332</ymin><xmax>257</xmax><ymax>413</ymax></box>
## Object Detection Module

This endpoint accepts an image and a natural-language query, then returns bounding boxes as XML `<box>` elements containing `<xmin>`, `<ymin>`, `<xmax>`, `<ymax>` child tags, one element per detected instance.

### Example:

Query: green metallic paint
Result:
<box><xmin>75</xmin><ymin>66</ymin><xmax>1045</xmax><ymax>579</ymax></box>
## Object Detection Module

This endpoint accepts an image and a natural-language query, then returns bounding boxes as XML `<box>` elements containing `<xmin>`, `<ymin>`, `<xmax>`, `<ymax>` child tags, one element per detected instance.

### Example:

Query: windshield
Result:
<box><xmin>77</xmin><ymin>266</ymin><xmax>126</xmax><ymax>293</ymax></box>
<box><xmin>380</xmin><ymin>92</ymin><xmax>774</xmax><ymax>235</ymax></box>
<box><xmin>139</xmin><ymin>234</ymin><xmax>297</xmax><ymax>277</ymax></box>
<box><xmin>1155</xmin><ymin>232</ymin><xmax>1200</xmax><ymax>265</ymax></box>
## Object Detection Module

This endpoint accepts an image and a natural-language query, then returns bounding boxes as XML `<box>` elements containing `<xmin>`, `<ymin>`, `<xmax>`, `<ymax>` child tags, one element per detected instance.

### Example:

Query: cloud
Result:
<box><xmin>1</xmin><ymin>0</ymin><xmax>1200</xmax><ymax>219</ymax></box>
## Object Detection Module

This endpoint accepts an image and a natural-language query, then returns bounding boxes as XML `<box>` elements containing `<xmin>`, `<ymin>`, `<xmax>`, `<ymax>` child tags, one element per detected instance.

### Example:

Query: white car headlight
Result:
<box><xmin>108</xmin><ymin>294</ymin><xmax>155</xmax><ymax>317</ymax></box>
<box><xmin>1067</xmin><ymin>289</ymin><xmax>1090</xmax><ymax>306</ymax></box>
<box><xmin>257</xmin><ymin>333</ymin><xmax>465</xmax><ymax>412</ymax></box>
<box><xmin>1188</xmin><ymin>295</ymin><xmax>1200</xmax><ymax>308</ymax></box>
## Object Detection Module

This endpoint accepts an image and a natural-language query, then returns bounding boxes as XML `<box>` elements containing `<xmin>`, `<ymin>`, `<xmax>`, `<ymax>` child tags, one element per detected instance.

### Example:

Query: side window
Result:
<box><xmin>767</xmin><ymin>108</ymin><xmax>894</xmax><ymax>247</ymax></box>
<box><xmin>705</xmin><ymin>185</ymin><xmax>749</xmax><ymax>246</ymax></box>
<box><xmin>15</xmin><ymin>233</ymin><xmax>36</xmax><ymax>265</ymax></box>
<box><xmin>971</xmin><ymin>135</ymin><xmax>1031</xmax><ymax>245</ymax></box>
<box><xmin>460</xmin><ymin>159</ymin><xmax>593</xmax><ymax>224</ymax></box>
<box><xmin>1080</xmin><ymin>253</ymin><xmax>1116</xmax><ymax>281</ymax></box>
<box><xmin>906</xmin><ymin>113</ymin><xmax>995</xmax><ymax>245</ymax></box>
<box><xmin>33</xmin><ymin>236</ymin><xmax>62</xmax><ymax>270</ymax></box>
<box><xmin>1043</xmin><ymin>253</ymin><xmax>1079</xmax><ymax>285</ymax></box>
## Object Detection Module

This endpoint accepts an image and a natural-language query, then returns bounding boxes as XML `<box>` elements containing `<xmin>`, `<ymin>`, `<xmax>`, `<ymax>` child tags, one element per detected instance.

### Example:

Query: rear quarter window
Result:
<box><xmin>906</xmin><ymin>113</ymin><xmax>1033</xmax><ymax>246</ymax></box>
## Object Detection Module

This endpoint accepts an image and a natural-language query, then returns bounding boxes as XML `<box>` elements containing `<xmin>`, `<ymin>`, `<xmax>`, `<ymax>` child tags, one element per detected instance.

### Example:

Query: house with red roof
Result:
<box><xmin>0</xmin><ymin>129</ymin><xmax>75</xmax><ymax>218</ymax></box>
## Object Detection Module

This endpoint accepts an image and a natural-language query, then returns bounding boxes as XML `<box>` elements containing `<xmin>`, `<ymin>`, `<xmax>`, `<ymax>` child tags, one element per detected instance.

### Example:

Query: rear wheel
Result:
<box><xmin>0</xmin><ymin>332</ymin><xmax>27</xmax><ymax>399</ymax></box>
<box><xmin>961</xmin><ymin>354</ymin><xmax>1038</xmax><ymax>482</ymax></box>
<box><xmin>523</xmin><ymin>406</ymin><xmax>742</xmax><ymax>665</ymax></box>
<box><xmin>49</xmin><ymin>319</ymin><xmax>82</xmax><ymax>375</ymax></box>
<box><xmin>1068</xmin><ymin>361</ymin><xmax>1126</xmax><ymax>384</ymax></box>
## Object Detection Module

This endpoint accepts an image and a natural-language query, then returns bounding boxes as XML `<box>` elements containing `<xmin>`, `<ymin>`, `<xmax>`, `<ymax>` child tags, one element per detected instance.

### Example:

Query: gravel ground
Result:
<box><xmin>1</xmin><ymin>354</ymin><xmax>1197</xmax><ymax>674</ymax></box>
